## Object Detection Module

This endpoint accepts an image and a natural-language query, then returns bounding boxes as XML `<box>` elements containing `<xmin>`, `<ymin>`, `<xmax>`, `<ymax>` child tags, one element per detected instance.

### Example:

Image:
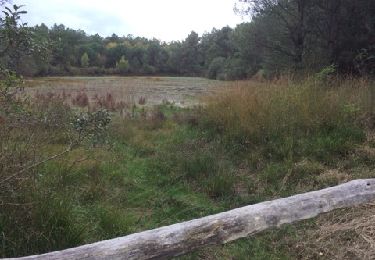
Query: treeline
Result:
<box><xmin>1</xmin><ymin>0</ymin><xmax>374</xmax><ymax>79</ymax></box>
<box><xmin>4</xmin><ymin>23</ymin><xmax>248</xmax><ymax>79</ymax></box>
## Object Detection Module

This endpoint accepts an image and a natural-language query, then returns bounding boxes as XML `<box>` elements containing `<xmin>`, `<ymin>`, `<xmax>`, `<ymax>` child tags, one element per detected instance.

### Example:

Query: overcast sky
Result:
<box><xmin>12</xmin><ymin>0</ymin><xmax>246</xmax><ymax>42</ymax></box>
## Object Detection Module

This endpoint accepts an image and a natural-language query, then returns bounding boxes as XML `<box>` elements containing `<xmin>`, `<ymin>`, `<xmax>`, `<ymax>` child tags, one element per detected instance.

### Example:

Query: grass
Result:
<box><xmin>1</xmin><ymin>77</ymin><xmax>375</xmax><ymax>259</ymax></box>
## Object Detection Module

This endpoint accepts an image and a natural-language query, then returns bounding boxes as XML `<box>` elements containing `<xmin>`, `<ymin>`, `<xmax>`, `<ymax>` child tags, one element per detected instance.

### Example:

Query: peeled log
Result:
<box><xmin>8</xmin><ymin>179</ymin><xmax>375</xmax><ymax>260</ymax></box>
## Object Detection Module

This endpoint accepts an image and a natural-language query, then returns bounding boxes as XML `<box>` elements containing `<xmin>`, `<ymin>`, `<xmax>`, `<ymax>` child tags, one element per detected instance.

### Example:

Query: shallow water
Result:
<box><xmin>24</xmin><ymin>76</ymin><xmax>224</xmax><ymax>107</ymax></box>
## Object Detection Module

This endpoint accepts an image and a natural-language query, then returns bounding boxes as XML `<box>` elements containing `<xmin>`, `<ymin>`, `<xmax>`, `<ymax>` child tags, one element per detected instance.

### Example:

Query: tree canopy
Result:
<box><xmin>1</xmin><ymin>1</ymin><xmax>374</xmax><ymax>79</ymax></box>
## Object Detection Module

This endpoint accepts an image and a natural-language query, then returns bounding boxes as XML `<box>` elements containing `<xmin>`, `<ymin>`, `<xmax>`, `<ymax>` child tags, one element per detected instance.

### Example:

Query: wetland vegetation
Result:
<box><xmin>1</xmin><ymin>0</ymin><xmax>375</xmax><ymax>259</ymax></box>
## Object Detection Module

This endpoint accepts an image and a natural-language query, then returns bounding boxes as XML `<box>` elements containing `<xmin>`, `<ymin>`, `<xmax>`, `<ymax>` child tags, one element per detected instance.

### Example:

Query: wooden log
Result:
<box><xmin>8</xmin><ymin>179</ymin><xmax>375</xmax><ymax>260</ymax></box>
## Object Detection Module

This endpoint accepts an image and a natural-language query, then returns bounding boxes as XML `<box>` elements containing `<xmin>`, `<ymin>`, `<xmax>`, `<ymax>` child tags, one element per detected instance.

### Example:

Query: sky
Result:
<box><xmin>12</xmin><ymin>0</ymin><xmax>247</xmax><ymax>42</ymax></box>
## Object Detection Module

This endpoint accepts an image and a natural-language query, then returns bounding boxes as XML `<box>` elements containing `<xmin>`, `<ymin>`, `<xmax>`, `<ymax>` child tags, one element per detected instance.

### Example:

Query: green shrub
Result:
<box><xmin>80</xmin><ymin>52</ymin><xmax>90</xmax><ymax>68</ymax></box>
<box><xmin>315</xmin><ymin>64</ymin><xmax>336</xmax><ymax>83</ymax></box>
<box><xmin>207</xmin><ymin>57</ymin><xmax>226</xmax><ymax>80</ymax></box>
<box><xmin>225</xmin><ymin>57</ymin><xmax>247</xmax><ymax>80</ymax></box>
<box><xmin>116</xmin><ymin>56</ymin><xmax>130</xmax><ymax>74</ymax></box>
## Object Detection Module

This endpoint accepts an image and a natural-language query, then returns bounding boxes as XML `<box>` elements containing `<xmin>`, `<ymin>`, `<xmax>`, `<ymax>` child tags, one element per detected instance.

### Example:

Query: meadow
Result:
<box><xmin>1</xmin><ymin>76</ymin><xmax>375</xmax><ymax>259</ymax></box>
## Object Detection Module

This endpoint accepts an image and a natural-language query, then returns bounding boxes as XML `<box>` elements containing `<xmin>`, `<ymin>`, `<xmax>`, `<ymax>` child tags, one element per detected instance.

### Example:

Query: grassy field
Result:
<box><xmin>2</xmin><ymin>77</ymin><xmax>375</xmax><ymax>259</ymax></box>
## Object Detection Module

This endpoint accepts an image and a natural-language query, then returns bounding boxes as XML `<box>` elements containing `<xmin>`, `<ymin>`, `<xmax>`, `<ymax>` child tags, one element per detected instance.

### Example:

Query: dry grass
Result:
<box><xmin>204</xmin><ymin>79</ymin><xmax>373</xmax><ymax>143</ymax></box>
<box><xmin>4</xmin><ymin>76</ymin><xmax>375</xmax><ymax>259</ymax></box>
<box><xmin>72</xmin><ymin>91</ymin><xmax>89</xmax><ymax>107</ymax></box>
<box><xmin>295</xmin><ymin>204</ymin><xmax>375</xmax><ymax>260</ymax></box>
<box><xmin>33</xmin><ymin>89</ymin><xmax>133</xmax><ymax>116</ymax></box>
<box><xmin>138</xmin><ymin>96</ymin><xmax>147</xmax><ymax>105</ymax></box>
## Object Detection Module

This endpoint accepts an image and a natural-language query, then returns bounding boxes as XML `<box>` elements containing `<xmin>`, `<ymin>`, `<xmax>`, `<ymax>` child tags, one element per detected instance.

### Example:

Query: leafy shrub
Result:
<box><xmin>142</xmin><ymin>65</ymin><xmax>156</xmax><ymax>74</ymax></box>
<box><xmin>80</xmin><ymin>52</ymin><xmax>89</xmax><ymax>68</ymax></box>
<box><xmin>116</xmin><ymin>56</ymin><xmax>129</xmax><ymax>74</ymax></box>
<box><xmin>315</xmin><ymin>64</ymin><xmax>337</xmax><ymax>83</ymax></box>
<box><xmin>0</xmin><ymin>77</ymin><xmax>111</xmax><ymax>257</ymax></box>
<box><xmin>72</xmin><ymin>110</ymin><xmax>111</xmax><ymax>146</ymax></box>
<box><xmin>355</xmin><ymin>45</ymin><xmax>375</xmax><ymax>76</ymax></box>
<box><xmin>225</xmin><ymin>57</ymin><xmax>247</xmax><ymax>80</ymax></box>
<box><xmin>207</xmin><ymin>57</ymin><xmax>226</xmax><ymax>80</ymax></box>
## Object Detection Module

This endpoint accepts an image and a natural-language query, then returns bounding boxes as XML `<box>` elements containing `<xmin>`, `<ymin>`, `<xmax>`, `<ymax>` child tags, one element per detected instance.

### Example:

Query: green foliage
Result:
<box><xmin>72</xmin><ymin>110</ymin><xmax>111</xmax><ymax>146</ymax></box>
<box><xmin>116</xmin><ymin>55</ymin><xmax>129</xmax><ymax>73</ymax></box>
<box><xmin>0</xmin><ymin>7</ymin><xmax>114</xmax><ymax>258</ymax></box>
<box><xmin>80</xmin><ymin>52</ymin><xmax>89</xmax><ymax>68</ymax></box>
<box><xmin>0</xmin><ymin>5</ymin><xmax>32</xmax><ymax>71</ymax></box>
<box><xmin>0</xmin><ymin>68</ymin><xmax>23</xmax><ymax>101</ymax></box>
<box><xmin>355</xmin><ymin>46</ymin><xmax>375</xmax><ymax>76</ymax></box>
<box><xmin>207</xmin><ymin>57</ymin><xmax>226</xmax><ymax>80</ymax></box>
<box><xmin>3</xmin><ymin>1</ymin><xmax>373</xmax><ymax>78</ymax></box>
<box><xmin>2</xmin><ymin>78</ymin><xmax>375</xmax><ymax>259</ymax></box>
<box><xmin>315</xmin><ymin>64</ymin><xmax>336</xmax><ymax>82</ymax></box>
<box><xmin>1</xmin><ymin>1</ymin><xmax>375</xmax><ymax>259</ymax></box>
<box><xmin>235</xmin><ymin>0</ymin><xmax>375</xmax><ymax>76</ymax></box>
<box><xmin>225</xmin><ymin>57</ymin><xmax>247</xmax><ymax>80</ymax></box>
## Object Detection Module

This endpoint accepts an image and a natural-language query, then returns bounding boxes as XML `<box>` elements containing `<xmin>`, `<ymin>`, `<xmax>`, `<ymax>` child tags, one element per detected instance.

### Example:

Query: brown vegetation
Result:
<box><xmin>296</xmin><ymin>204</ymin><xmax>375</xmax><ymax>260</ymax></box>
<box><xmin>204</xmin><ymin>78</ymin><xmax>373</xmax><ymax>142</ymax></box>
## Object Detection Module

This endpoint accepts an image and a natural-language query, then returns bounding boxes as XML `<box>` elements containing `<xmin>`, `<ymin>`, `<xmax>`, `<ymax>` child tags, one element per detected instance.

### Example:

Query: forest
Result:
<box><xmin>2</xmin><ymin>0</ymin><xmax>375</xmax><ymax>79</ymax></box>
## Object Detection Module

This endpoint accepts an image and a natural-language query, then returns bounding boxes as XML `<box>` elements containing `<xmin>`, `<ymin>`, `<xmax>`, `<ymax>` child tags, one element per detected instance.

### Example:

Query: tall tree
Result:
<box><xmin>80</xmin><ymin>52</ymin><xmax>89</xmax><ymax>67</ymax></box>
<box><xmin>0</xmin><ymin>4</ymin><xmax>32</xmax><ymax>72</ymax></box>
<box><xmin>179</xmin><ymin>31</ymin><xmax>202</xmax><ymax>75</ymax></box>
<box><xmin>236</xmin><ymin>0</ymin><xmax>314</xmax><ymax>70</ymax></box>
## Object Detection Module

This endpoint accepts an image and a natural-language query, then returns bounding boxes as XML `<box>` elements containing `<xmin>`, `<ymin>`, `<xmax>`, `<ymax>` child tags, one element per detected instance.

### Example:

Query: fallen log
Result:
<box><xmin>8</xmin><ymin>179</ymin><xmax>375</xmax><ymax>260</ymax></box>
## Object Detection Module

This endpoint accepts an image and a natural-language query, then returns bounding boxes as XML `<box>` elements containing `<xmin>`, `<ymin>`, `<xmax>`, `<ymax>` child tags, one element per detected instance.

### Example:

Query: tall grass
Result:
<box><xmin>203</xmin><ymin>79</ymin><xmax>372</xmax><ymax>159</ymax></box>
<box><xmin>2</xmin><ymin>77</ymin><xmax>375</xmax><ymax>259</ymax></box>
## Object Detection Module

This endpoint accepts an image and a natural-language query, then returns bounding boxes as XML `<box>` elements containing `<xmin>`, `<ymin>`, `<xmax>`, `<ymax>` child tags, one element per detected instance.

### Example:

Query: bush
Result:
<box><xmin>315</xmin><ymin>64</ymin><xmax>337</xmax><ymax>83</ymax></box>
<box><xmin>142</xmin><ymin>65</ymin><xmax>157</xmax><ymax>74</ymax></box>
<box><xmin>207</xmin><ymin>57</ymin><xmax>226</xmax><ymax>80</ymax></box>
<box><xmin>116</xmin><ymin>56</ymin><xmax>130</xmax><ymax>74</ymax></box>
<box><xmin>225</xmin><ymin>57</ymin><xmax>247</xmax><ymax>80</ymax></box>
<box><xmin>355</xmin><ymin>46</ymin><xmax>375</xmax><ymax>76</ymax></box>
<box><xmin>0</xmin><ymin>76</ymin><xmax>111</xmax><ymax>257</ymax></box>
<box><xmin>80</xmin><ymin>52</ymin><xmax>90</xmax><ymax>68</ymax></box>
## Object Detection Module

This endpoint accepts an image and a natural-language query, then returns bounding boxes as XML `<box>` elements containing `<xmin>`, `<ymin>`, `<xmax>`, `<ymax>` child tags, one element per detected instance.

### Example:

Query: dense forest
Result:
<box><xmin>1</xmin><ymin>0</ymin><xmax>374</xmax><ymax>79</ymax></box>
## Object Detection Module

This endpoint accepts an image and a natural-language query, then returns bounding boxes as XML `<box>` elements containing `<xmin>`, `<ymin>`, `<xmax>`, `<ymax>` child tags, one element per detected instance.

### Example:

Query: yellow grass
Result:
<box><xmin>204</xmin><ymin>78</ymin><xmax>374</xmax><ymax>141</ymax></box>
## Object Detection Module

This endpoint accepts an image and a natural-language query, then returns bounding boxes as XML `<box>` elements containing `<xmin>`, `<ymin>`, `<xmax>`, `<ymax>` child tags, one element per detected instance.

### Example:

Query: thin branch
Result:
<box><xmin>0</xmin><ymin>143</ymin><xmax>74</xmax><ymax>186</ymax></box>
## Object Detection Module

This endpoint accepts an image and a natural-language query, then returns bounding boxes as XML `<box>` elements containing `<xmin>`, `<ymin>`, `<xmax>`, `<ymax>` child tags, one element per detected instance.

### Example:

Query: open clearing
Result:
<box><xmin>4</xmin><ymin>77</ymin><xmax>375</xmax><ymax>259</ymax></box>
<box><xmin>24</xmin><ymin>77</ymin><xmax>225</xmax><ymax>107</ymax></box>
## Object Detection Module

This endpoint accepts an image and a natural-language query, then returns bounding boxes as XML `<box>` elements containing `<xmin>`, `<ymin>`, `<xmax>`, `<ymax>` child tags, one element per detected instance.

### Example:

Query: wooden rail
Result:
<box><xmin>7</xmin><ymin>179</ymin><xmax>375</xmax><ymax>260</ymax></box>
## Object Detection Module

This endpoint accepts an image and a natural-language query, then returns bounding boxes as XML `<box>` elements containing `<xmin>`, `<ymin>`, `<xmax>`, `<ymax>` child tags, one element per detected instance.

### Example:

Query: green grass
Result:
<box><xmin>2</xmin><ymin>78</ymin><xmax>375</xmax><ymax>259</ymax></box>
